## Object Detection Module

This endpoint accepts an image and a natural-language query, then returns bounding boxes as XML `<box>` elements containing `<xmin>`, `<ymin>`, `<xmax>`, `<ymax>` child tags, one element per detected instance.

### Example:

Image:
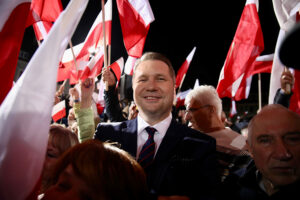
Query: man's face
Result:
<box><xmin>184</xmin><ymin>98</ymin><xmax>211</xmax><ymax>132</ymax></box>
<box><xmin>132</xmin><ymin>60</ymin><xmax>175</xmax><ymax>122</ymax></box>
<box><xmin>248</xmin><ymin>109</ymin><xmax>300</xmax><ymax>187</ymax></box>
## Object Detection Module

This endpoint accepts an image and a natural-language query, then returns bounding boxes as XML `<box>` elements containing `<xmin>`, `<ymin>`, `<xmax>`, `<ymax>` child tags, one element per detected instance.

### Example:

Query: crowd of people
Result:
<box><xmin>24</xmin><ymin>51</ymin><xmax>300</xmax><ymax>200</ymax></box>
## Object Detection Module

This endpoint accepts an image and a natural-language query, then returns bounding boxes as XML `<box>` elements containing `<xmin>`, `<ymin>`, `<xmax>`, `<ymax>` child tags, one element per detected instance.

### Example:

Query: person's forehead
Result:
<box><xmin>252</xmin><ymin>112</ymin><xmax>300</xmax><ymax>136</ymax></box>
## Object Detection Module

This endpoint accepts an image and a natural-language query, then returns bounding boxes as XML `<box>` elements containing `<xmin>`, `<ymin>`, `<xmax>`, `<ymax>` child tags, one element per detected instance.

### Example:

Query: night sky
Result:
<box><xmin>21</xmin><ymin>0</ymin><xmax>280</xmax><ymax>112</ymax></box>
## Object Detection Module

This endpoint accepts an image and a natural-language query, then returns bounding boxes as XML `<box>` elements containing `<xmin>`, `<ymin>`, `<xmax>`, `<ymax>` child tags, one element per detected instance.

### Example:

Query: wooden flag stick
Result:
<box><xmin>177</xmin><ymin>73</ymin><xmax>186</xmax><ymax>94</ymax></box>
<box><xmin>258</xmin><ymin>73</ymin><xmax>262</xmax><ymax>112</ymax></box>
<box><xmin>101</xmin><ymin>0</ymin><xmax>109</xmax><ymax>91</ymax></box>
<box><xmin>68</xmin><ymin>40</ymin><xmax>78</xmax><ymax>72</ymax></box>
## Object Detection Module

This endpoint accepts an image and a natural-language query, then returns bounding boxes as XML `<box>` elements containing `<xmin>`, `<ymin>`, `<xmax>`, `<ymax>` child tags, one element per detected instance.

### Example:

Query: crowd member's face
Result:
<box><xmin>248</xmin><ymin>108</ymin><xmax>300</xmax><ymax>187</ymax></box>
<box><xmin>41</xmin><ymin>165</ymin><xmax>94</xmax><ymax>200</ymax></box>
<box><xmin>132</xmin><ymin>60</ymin><xmax>175</xmax><ymax>123</ymax></box>
<box><xmin>184</xmin><ymin>98</ymin><xmax>211</xmax><ymax>132</ymax></box>
<box><xmin>43</xmin><ymin>140</ymin><xmax>60</xmax><ymax>178</ymax></box>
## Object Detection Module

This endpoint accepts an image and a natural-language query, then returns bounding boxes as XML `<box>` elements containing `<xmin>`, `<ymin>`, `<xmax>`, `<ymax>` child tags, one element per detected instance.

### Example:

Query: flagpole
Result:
<box><xmin>101</xmin><ymin>0</ymin><xmax>109</xmax><ymax>90</ymax></box>
<box><xmin>178</xmin><ymin>74</ymin><xmax>186</xmax><ymax>94</ymax></box>
<box><xmin>258</xmin><ymin>73</ymin><xmax>262</xmax><ymax>112</ymax></box>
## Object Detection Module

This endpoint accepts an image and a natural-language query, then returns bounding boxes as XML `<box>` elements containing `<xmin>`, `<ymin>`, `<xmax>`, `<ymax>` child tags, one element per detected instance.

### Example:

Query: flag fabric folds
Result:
<box><xmin>58</xmin><ymin>0</ymin><xmax>112</xmax><ymax>84</ymax></box>
<box><xmin>110</xmin><ymin>57</ymin><xmax>124</xmax><ymax>82</ymax></box>
<box><xmin>116</xmin><ymin>0</ymin><xmax>155</xmax><ymax>58</ymax></box>
<box><xmin>0</xmin><ymin>0</ymin><xmax>89</xmax><ymax>199</ymax></box>
<box><xmin>27</xmin><ymin>0</ymin><xmax>63</xmax><ymax>41</ymax></box>
<box><xmin>26</xmin><ymin>0</ymin><xmax>63</xmax><ymax>26</ymax></box>
<box><xmin>216</xmin><ymin>0</ymin><xmax>264</xmax><ymax>100</ymax></box>
<box><xmin>0</xmin><ymin>0</ymin><xmax>31</xmax><ymax>104</ymax></box>
<box><xmin>175</xmin><ymin>47</ymin><xmax>196</xmax><ymax>89</ymax></box>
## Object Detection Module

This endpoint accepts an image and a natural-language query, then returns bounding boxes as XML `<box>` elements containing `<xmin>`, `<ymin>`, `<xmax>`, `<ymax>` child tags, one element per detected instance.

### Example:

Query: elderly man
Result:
<box><xmin>184</xmin><ymin>85</ymin><xmax>249</xmax><ymax>181</ymax></box>
<box><xmin>221</xmin><ymin>104</ymin><xmax>300</xmax><ymax>199</ymax></box>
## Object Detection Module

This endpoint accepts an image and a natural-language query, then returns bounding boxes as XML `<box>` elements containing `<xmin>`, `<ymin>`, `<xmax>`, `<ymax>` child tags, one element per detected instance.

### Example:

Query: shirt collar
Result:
<box><xmin>137</xmin><ymin>113</ymin><xmax>172</xmax><ymax>136</ymax></box>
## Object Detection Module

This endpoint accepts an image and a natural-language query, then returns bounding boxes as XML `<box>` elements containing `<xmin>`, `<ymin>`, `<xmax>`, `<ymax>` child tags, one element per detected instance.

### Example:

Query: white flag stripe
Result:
<box><xmin>87</xmin><ymin>0</ymin><xmax>112</xmax><ymax>39</ymax></box>
<box><xmin>128</xmin><ymin>0</ymin><xmax>155</xmax><ymax>26</ymax></box>
<box><xmin>186</xmin><ymin>47</ymin><xmax>196</xmax><ymax>63</ymax></box>
<box><xmin>0</xmin><ymin>0</ymin><xmax>31</xmax><ymax>30</ymax></box>
<box><xmin>0</xmin><ymin>0</ymin><xmax>88</xmax><ymax>199</ymax></box>
<box><xmin>52</xmin><ymin>100</ymin><xmax>66</xmax><ymax>116</ymax></box>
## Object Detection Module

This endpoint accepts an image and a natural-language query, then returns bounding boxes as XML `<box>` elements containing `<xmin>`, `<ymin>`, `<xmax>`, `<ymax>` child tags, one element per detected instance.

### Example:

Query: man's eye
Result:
<box><xmin>284</xmin><ymin>134</ymin><xmax>300</xmax><ymax>145</ymax></box>
<box><xmin>257</xmin><ymin>136</ymin><xmax>272</xmax><ymax>144</ymax></box>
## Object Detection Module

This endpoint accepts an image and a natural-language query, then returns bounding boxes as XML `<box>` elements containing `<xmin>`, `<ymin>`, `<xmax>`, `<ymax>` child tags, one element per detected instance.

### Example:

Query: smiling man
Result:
<box><xmin>94</xmin><ymin>52</ymin><xmax>219</xmax><ymax>200</ymax></box>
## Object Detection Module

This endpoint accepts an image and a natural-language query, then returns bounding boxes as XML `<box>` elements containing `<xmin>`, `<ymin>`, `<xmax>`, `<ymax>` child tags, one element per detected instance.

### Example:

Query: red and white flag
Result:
<box><xmin>234</xmin><ymin>54</ymin><xmax>273</xmax><ymax>100</ymax></box>
<box><xmin>0</xmin><ymin>0</ymin><xmax>31</xmax><ymax>104</ymax></box>
<box><xmin>269</xmin><ymin>0</ymin><xmax>300</xmax><ymax>114</ymax></box>
<box><xmin>124</xmin><ymin>55</ymin><xmax>137</xmax><ymax>75</ymax></box>
<box><xmin>175</xmin><ymin>47</ymin><xmax>196</xmax><ymax>89</ymax></box>
<box><xmin>176</xmin><ymin>89</ymin><xmax>192</xmax><ymax>108</ymax></box>
<box><xmin>216</xmin><ymin>0</ymin><xmax>264</xmax><ymax>100</ymax></box>
<box><xmin>26</xmin><ymin>0</ymin><xmax>63</xmax><ymax>26</ymax></box>
<box><xmin>52</xmin><ymin>100</ymin><xmax>66</xmax><ymax>122</ymax></box>
<box><xmin>59</xmin><ymin>0</ymin><xmax>112</xmax><ymax>84</ymax></box>
<box><xmin>0</xmin><ymin>0</ymin><xmax>88</xmax><ymax>199</ymax></box>
<box><xmin>116</xmin><ymin>0</ymin><xmax>155</xmax><ymax>58</ymax></box>
<box><xmin>32</xmin><ymin>21</ymin><xmax>52</xmax><ymax>41</ymax></box>
<box><xmin>75</xmin><ymin>48</ymin><xmax>104</xmax><ymax>81</ymax></box>
<box><xmin>110</xmin><ymin>57</ymin><xmax>124</xmax><ymax>82</ymax></box>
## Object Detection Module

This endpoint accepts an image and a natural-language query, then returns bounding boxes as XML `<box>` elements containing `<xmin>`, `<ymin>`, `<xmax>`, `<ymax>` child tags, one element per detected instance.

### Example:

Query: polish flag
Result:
<box><xmin>26</xmin><ymin>0</ymin><xmax>63</xmax><ymax>26</ymax></box>
<box><xmin>0</xmin><ymin>0</ymin><xmax>31</xmax><ymax>104</ymax></box>
<box><xmin>124</xmin><ymin>55</ymin><xmax>137</xmax><ymax>75</ymax></box>
<box><xmin>175</xmin><ymin>47</ymin><xmax>197</xmax><ymax>89</ymax></box>
<box><xmin>75</xmin><ymin>49</ymin><xmax>104</xmax><ymax>81</ymax></box>
<box><xmin>233</xmin><ymin>54</ymin><xmax>273</xmax><ymax>100</ymax></box>
<box><xmin>59</xmin><ymin>0</ymin><xmax>112</xmax><ymax>83</ymax></box>
<box><xmin>216</xmin><ymin>0</ymin><xmax>264</xmax><ymax>99</ymax></box>
<box><xmin>176</xmin><ymin>89</ymin><xmax>192</xmax><ymax>108</ymax></box>
<box><xmin>32</xmin><ymin>21</ymin><xmax>52</xmax><ymax>41</ymax></box>
<box><xmin>0</xmin><ymin>0</ymin><xmax>88</xmax><ymax>199</ymax></box>
<box><xmin>26</xmin><ymin>0</ymin><xmax>63</xmax><ymax>41</ymax></box>
<box><xmin>52</xmin><ymin>100</ymin><xmax>66</xmax><ymax>122</ymax></box>
<box><xmin>110</xmin><ymin>57</ymin><xmax>124</xmax><ymax>82</ymax></box>
<box><xmin>116</xmin><ymin>0</ymin><xmax>155</xmax><ymax>57</ymax></box>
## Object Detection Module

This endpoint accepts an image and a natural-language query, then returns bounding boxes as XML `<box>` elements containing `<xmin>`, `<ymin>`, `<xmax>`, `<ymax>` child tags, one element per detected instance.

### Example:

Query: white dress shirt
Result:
<box><xmin>136</xmin><ymin>113</ymin><xmax>172</xmax><ymax>159</ymax></box>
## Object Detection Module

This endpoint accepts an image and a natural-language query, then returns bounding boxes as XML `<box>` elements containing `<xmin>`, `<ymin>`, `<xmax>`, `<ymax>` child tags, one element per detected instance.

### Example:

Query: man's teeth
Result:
<box><xmin>145</xmin><ymin>96</ymin><xmax>158</xmax><ymax>99</ymax></box>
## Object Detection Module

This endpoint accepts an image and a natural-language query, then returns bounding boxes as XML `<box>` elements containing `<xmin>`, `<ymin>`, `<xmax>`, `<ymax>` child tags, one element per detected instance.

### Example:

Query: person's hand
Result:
<box><xmin>80</xmin><ymin>78</ymin><xmax>95</xmax><ymax>108</ymax></box>
<box><xmin>280</xmin><ymin>68</ymin><xmax>294</xmax><ymax>94</ymax></box>
<box><xmin>102</xmin><ymin>67</ymin><xmax>116</xmax><ymax>87</ymax></box>
<box><xmin>128</xmin><ymin>102</ymin><xmax>138</xmax><ymax>120</ymax></box>
<box><xmin>69</xmin><ymin>88</ymin><xmax>79</xmax><ymax>101</ymax></box>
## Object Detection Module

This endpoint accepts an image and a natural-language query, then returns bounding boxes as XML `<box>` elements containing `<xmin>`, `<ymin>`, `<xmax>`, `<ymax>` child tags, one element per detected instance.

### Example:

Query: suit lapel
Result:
<box><xmin>121</xmin><ymin>119</ymin><xmax>138</xmax><ymax>158</ymax></box>
<box><xmin>154</xmin><ymin>120</ymin><xmax>184</xmax><ymax>162</ymax></box>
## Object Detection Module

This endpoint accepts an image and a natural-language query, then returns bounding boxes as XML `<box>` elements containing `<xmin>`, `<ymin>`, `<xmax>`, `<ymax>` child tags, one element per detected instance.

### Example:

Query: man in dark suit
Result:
<box><xmin>94</xmin><ymin>52</ymin><xmax>219</xmax><ymax>200</ymax></box>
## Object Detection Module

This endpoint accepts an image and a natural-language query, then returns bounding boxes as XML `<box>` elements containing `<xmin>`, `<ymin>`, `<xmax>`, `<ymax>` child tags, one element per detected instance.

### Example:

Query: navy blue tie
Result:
<box><xmin>137</xmin><ymin>127</ymin><xmax>156</xmax><ymax>169</ymax></box>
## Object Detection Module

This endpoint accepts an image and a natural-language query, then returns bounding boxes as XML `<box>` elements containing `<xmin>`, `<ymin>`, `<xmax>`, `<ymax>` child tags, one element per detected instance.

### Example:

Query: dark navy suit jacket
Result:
<box><xmin>94</xmin><ymin>118</ymin><xmax>219</xmax><ymax>200</ymax></box>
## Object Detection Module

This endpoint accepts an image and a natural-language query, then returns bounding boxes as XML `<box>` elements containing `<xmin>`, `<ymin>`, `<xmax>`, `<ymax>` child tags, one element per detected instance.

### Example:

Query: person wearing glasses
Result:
<box><xmin>184</xmin><ymin>85</ymin><xmax>250</xmax><ymax>182</ymax></box>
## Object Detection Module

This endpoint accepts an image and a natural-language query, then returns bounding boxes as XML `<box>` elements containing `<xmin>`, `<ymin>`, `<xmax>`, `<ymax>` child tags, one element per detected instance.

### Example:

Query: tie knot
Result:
<box><xmin>145</xmin><ymin>126</ymin><xmax>156</xmax><ymax>137</ymax></box>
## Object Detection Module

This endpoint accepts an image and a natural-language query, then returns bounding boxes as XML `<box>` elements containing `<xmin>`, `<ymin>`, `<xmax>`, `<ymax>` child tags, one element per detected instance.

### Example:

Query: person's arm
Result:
<box><xmin>273</xmin><ymin>68</ymin><xmax>294</xmax><ymax>108</ymax></box>
<box><xmin>102</xmin><ymin>67</ymin><xmax>127</xmax><ymax>122</ymax></box>
<box><xmin>70</xmin><ymin>79</ymin><xmax>96</xmax><ymax>142</ymax></box>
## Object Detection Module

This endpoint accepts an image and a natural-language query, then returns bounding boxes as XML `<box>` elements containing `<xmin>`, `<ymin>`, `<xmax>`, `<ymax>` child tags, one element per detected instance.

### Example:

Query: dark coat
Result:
<box><xmin>94</xmin><ymin>118</ymin><xmax>219</xmax><ymax>200</ymax></box>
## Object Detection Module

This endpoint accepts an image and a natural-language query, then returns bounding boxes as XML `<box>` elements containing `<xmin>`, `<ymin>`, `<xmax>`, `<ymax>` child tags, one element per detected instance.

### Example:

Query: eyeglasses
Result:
<box><xmin>185</xmin><ymin>105</ymin><xmax>210</xmax><ymax>114</ymax></box>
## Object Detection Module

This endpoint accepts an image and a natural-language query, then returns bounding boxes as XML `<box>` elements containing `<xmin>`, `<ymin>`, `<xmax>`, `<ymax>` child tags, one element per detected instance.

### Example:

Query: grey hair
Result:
<box><xmin>185</xmin><ymin>85</ymin><xmax>222</xmax><ymax>118</ymax></box>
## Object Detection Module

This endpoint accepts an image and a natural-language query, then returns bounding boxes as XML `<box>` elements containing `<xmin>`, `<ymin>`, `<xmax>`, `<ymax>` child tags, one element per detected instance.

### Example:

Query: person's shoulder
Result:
<box><xmin>172</xmin><ymin>120</ymin><xmax>216</xmax><ymax>144</ymax></box>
